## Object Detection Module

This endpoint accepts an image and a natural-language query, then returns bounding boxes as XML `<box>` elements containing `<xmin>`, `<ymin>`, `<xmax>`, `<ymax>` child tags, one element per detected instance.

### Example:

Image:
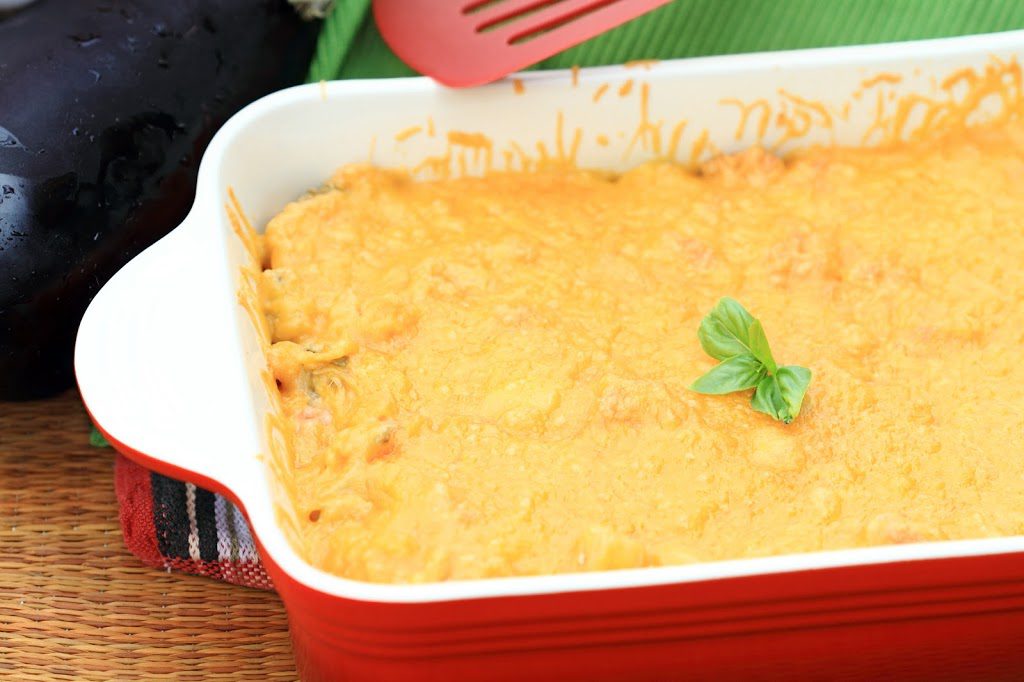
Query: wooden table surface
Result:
<box><xmin>0</xmin><ymin>391</ymin><xmax>298</xmax><ymax>680</ymax></box>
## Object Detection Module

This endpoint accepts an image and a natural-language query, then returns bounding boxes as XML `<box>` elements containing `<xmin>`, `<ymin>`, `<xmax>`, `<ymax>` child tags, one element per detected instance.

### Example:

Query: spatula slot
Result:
<box><xmin>462</xmin><ymin>0</ymin><xmax>506</xmax><ymax>15</ymax></box>
<box><xmin>508</xmin><ymin>0</ymin><xmax>624</xmax><ymax>44</ymax></box>
<box><xmin>474</xmin><ymin>0</ymin><xmax>572</xmax><ymax>33</ymax></box>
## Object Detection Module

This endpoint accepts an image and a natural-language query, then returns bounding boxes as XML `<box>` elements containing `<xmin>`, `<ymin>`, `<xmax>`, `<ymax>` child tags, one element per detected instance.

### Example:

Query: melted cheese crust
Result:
<box><xmin>260</xmin><ymin>123</ymin><xmax>1024</xmax><ymax>583</ymax></box>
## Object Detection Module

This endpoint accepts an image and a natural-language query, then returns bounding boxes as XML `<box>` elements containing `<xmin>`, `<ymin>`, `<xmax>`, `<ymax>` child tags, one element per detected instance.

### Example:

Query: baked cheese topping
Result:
<box><xmin>260</xmin><ymin>123</ymin><xmax>1024</xmax><ymax>583</ymax></box>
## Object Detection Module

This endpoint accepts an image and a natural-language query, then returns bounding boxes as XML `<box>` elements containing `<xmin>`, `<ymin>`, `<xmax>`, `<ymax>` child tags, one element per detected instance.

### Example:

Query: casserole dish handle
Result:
<box><xmin>75</xmin><ymin>209</ymin><xmax>262</xmax><ymax>500</ymax></box>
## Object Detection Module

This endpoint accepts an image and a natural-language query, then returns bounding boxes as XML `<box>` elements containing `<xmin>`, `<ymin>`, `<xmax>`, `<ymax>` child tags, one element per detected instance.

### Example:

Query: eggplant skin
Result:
<box><xmin>0</xmin><ymin>0</ymin><xmax>319</xmax><ymax>400</ymax></box>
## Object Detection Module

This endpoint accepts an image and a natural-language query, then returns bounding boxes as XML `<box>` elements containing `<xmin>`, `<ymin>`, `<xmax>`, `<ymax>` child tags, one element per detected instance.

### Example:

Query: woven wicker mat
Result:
<box><xmin>0</xmin><ymin>392</ymin><xmax>296</xmax><ymax>681</ymax></box>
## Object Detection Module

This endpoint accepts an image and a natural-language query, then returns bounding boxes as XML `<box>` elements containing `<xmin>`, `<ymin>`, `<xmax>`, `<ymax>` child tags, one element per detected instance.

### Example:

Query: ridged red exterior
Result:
<box><xmin>264</xmin><ymin>543</ymin><xmax>1024</xmax><ymax>681</ymax></box>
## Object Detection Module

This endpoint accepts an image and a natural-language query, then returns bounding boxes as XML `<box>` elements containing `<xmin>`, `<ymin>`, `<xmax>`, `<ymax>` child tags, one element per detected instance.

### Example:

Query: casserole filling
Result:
<box><xmin>259</xmin><ymin>122</ymin><xmax>1024</xmax><ymax>583</ymax></box>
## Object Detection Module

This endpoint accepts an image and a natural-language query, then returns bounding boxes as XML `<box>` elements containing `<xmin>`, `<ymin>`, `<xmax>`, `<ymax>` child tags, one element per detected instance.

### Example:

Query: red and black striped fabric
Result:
<box><xmin>115</xmin><ymin>455</ymin><xmax>272</xmax><ymax>590</ymax></box>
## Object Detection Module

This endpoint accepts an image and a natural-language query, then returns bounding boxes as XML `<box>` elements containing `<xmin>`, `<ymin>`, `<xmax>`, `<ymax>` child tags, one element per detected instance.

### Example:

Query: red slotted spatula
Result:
<box><xmin>373</xmin><ymin>0</ymin><xmax>674</xmax><ymax>88</ymax></box>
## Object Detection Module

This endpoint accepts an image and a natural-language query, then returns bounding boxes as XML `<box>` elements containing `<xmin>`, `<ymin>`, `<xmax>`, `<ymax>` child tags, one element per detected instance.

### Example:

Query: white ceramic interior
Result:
<box><xmin>77</xmin><ymin>30</ymin><xmax>1024</xmax><ymax>603</ymax></box>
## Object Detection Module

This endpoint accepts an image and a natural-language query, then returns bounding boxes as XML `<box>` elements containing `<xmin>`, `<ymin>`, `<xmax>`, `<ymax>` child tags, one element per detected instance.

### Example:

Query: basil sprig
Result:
<box><xmin>690</xmin><ymin>298</ymin><xmax>811</xmax><ymax>424</ymax></box>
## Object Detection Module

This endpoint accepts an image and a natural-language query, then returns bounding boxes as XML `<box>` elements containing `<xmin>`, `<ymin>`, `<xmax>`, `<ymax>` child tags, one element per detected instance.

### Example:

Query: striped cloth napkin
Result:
<box><xmin>114</xmin><ymin>454</ymin><xmax>273</xmax><ymax>589</ymax></box>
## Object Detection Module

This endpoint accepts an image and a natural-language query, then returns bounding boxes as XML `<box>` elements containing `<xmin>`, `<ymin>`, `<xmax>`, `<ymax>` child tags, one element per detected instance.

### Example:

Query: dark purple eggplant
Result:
<box><xmin>0</xmin><ymin>0</ymin><xmax>319</xmax><ymax>399</ymax></box>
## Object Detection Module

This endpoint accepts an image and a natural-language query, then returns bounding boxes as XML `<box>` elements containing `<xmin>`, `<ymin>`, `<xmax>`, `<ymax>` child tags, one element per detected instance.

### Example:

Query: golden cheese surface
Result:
<box><xmin>259</xmin><ymin>123</ymin><xmax>1024</xmax><ymax>583</ymax></box>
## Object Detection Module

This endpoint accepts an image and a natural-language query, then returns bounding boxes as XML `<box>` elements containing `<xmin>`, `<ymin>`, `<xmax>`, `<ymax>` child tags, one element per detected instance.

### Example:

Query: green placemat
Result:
<box><xmin>307</xmin><ymin>0</ymin><xmax>1024</xmax><ymax>82</ymax></box>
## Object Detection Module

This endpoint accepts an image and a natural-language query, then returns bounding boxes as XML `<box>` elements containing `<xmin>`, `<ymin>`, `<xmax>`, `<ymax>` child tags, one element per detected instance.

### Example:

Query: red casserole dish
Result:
<box><xmin>76</xmin><ymin>31</ymin><xmax>1024</xmax><ymax>680</ymax></box>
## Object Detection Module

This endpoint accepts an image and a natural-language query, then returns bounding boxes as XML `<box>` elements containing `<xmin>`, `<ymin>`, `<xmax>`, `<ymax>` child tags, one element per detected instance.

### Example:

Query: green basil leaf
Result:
<box><xmin>690</xmin><ymin>353</ymin><xmax>766</xmax><ymax>395</ymax></box>
<box><xmin>750</xmin><ymin>366</ymin><xmax>811</xmax><ymax>424</ymax></box>
<box><xmin>692</xmin><ymin>298</ymin><xmax>811</xmax><ymax>424</ymax></box>
<box><xmin>775</xmin><ymin>365</ymin><xmax>812</xmax><ymax>421</ymax></box>
<box><xmin>697</xmin><ymin>297</ymin><xmax>758</xmax><ymax>361</ymax></box>
<box><xmin>750</xmin><ymin>374</ymin><xmax>785</xmax><ymax>421</ymax></box>
<box><xmin>89</xmin><ymin>425</ymin><xmax>111</xmax><ymax>448</ymax></box>
<box><xmin>746</xmin><ymin>319</ymin><xmax>777</xmax><ymax>374</ymax></box>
